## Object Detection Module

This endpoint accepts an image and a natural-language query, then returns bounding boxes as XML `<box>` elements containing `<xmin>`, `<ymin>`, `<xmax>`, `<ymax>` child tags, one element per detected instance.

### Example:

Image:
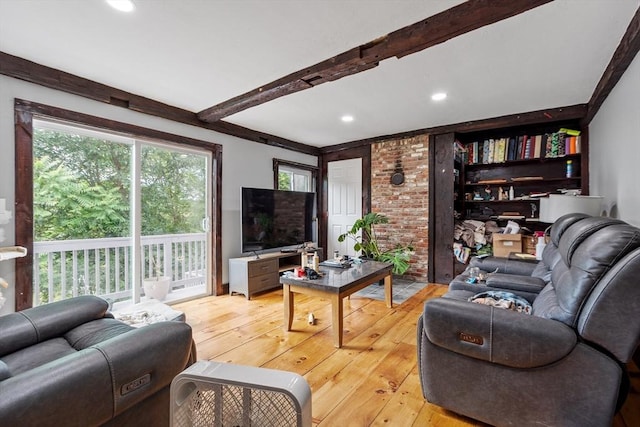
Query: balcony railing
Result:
<box><xmin>33</xmin><ymin>233</ymin><xmax>207</xmax><ymax>306</ymax></box>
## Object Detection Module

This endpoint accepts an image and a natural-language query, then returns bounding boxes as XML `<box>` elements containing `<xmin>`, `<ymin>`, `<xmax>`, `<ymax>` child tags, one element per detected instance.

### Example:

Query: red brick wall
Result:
<box><xmin>371</xmin><ymin>134</ymin><xmax>429</xmax><ymax>279</ymax></box>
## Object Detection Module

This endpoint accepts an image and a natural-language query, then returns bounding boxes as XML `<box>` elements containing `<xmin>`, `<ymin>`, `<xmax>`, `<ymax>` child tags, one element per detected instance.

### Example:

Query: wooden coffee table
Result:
<box><xmin>280</xmin><ymin>260</ymin><xmax>393</xmax><ymax>348</ymax></box>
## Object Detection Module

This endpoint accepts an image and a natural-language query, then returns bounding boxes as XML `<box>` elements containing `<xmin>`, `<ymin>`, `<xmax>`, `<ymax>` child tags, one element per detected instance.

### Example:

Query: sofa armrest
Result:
<box><xmin>0</xmin><ymin>347</ymin><xmax>121</xmax><ymax>425</ymax></box>
<box><xmin>485</xmin><ymin>273</ymin><xmax>547</xmax><ymax>295</ymax></box>
<box><xmin>421</xmin><ymin>298</ymin><xmax>576</xmax><ymax>368</ymax></box>
<box><xmin>470</xmin><ymin>256</ymin><xmax>538</xmax><ymax>276</ymax></box>
<box><xmin>93</xmin><ymin>321</ymin><xmax>194</xmax><ymax>416</ymax></box>
<box><xmin>0</xmin><ymin>295</ymin><xmax>109</xmax><ymax>356</ymax></box>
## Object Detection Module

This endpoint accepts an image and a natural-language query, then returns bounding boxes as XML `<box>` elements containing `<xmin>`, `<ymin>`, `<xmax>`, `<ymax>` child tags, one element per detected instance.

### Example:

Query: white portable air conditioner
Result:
<box><xmin>171</xmin><ymin>361</ymin><xmax>312</xmax><ymax>427</ymax></box>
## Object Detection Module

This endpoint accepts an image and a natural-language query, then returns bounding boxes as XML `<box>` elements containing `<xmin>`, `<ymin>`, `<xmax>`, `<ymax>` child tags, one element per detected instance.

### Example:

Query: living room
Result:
<box><xmin>1</xmin><ymin>1</ymin><xmax>639</xmax><ymax>426</ymax></box>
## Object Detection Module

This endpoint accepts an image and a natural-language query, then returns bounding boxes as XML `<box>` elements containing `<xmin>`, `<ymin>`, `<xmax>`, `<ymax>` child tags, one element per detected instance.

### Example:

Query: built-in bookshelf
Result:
<box><xmin>428</xmin><ymin>113</ymin><xmax>589</xmax><ymax>284</ymax></box>
<box><xmin>455</xmin><ymin>124</ymin><xmax>586</xmax><ymax>228</ymax></box>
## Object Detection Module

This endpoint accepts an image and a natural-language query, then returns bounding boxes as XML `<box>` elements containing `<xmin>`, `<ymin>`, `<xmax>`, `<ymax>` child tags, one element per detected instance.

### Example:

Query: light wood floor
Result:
<box><xmin>175</xmin><ymin>284</ymin><xmax>639</xmax><ymax>427</ymax></box>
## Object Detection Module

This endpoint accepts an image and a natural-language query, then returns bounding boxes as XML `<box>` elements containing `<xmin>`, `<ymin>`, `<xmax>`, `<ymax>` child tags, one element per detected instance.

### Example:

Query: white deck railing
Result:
<box><xmin>33</xmin><ymin>233</ymin><xmax>207</xmax><ymax>305</ymax></box>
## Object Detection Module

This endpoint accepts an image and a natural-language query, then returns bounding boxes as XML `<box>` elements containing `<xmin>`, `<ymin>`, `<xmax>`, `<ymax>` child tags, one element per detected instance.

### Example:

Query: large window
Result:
<box><xmin>14</xmin><ymin>100</ymin><xmax>222</xmax><ymax>310</ymax></box>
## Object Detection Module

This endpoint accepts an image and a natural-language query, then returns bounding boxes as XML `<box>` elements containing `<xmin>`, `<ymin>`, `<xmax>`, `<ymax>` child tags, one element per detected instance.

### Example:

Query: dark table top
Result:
<box><xmin>280</xmin><ymin>260</ymin><xmax>393</xmax><ymax>294</ymax></box>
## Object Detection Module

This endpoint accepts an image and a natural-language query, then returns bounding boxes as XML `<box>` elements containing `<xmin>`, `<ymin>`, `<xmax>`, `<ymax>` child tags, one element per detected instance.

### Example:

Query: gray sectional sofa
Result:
<box><xmin>418</xmin><ymin>214</ymin><xmax>640</xmax><ymax>426</ymax></box>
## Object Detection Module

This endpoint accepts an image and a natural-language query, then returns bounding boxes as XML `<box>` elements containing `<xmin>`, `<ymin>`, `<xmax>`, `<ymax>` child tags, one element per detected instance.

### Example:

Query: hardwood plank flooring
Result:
<box><xmin>175</xmin><ymin>284</ymin><xmax>639</xmax><ymax>426</ymax></box>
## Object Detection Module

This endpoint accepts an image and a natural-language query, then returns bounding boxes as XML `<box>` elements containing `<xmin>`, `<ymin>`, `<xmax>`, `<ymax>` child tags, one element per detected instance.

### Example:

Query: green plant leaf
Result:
<box><xmin>334</xmin><ymin>212</ymin><xmax>412</xmax><ymax>275</ymax></box>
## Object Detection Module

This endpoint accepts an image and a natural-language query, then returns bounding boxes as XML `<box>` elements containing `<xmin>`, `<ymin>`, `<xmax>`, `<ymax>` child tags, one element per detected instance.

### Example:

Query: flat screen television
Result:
<box><xmin>241</xmin><ymin>187</ymin><xmax>316</xmax><ymax>254</ymax></box>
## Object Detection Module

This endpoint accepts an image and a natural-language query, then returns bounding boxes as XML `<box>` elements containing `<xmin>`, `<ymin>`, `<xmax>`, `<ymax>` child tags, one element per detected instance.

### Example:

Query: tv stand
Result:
<box><xmin>229</xmin><ymin>249</ymin><xmax>323</xmax><ymax>300</ymax></box>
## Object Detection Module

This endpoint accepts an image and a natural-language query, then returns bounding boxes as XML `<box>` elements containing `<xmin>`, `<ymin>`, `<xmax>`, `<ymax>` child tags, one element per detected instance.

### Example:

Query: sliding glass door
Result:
<box><xmin>32</xmin><ymin>119</ymin><xmax>211</xmax><ymax>306</ymax></box>
<box><xmin>139</xmin><ymin>143</ymin><xmax>210</xmax><ymax>302</ymax></box>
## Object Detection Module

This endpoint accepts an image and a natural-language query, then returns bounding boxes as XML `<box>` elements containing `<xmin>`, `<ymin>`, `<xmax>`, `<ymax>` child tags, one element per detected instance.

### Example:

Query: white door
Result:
<box><xmin>327</xmin><ymin>158</ymin><xmax>362</xmax><ymax>258</ymax></box>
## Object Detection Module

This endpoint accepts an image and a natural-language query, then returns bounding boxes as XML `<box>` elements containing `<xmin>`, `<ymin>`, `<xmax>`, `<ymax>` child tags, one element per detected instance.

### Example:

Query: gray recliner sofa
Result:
<box><xmin>0</xmin><ymin>295</ymin><xmax>195</xmax><ymax>426</ymax></box>
<box><xmin>418</xmin><ymin>215</ymin><xmax>640</xmax><ymax>426</ymax></box>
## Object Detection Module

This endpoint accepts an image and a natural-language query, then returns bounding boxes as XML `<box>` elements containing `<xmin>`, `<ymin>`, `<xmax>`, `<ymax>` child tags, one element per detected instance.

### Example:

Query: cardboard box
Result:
<box><xmin>492</xmin><ymin>233</ymin><xmax>523</xmax><ymax>258</ymax></box>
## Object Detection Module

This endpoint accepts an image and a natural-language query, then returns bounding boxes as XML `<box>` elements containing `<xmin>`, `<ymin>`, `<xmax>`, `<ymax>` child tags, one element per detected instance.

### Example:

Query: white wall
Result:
<box><xmin>0</xmin><ymin>75</ymin><xmax>317</xmax><ymax>314</ymax></box>
<box><xmin>589</xmin><ymin>53</ymin><xmax>640</xmax><ymax>227</ymax></box>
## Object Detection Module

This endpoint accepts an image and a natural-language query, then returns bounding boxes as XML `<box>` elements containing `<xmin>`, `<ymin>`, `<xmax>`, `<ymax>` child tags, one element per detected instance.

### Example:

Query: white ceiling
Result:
<box><xmin>1</xmin><ymin>0</ymin><xmax>638</xmax><ymax>147</ymax></box>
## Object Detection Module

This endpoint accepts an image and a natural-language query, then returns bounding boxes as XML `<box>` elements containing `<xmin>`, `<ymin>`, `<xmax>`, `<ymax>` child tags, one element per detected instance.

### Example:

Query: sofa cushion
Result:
<box><xmin>1</xmin><ymin>338</ymin><xmax>77</xmax><ymax>377</ymax></box>
<box><xmin>535</xmin><ymin>222</ymin><xmax>640</xmax><ymax>326</ymax></box>
<box><xmin>0</xmin><ymin>295</ymin><xmax>110</xmax><ymax>357</ymax></box>
<box><xmin>557</xmin><ymin>217</ymin><xmax>623</xmax><ymax>266</ymax></box>
<box><xmin>65</xmin><ymin>318</ymin><xmax>134</xmax><ymax>350</ymax></box>
<box><xmin>549</xmin><ymin>213</ymin><xmax>590</xmax><ymax>247</ymax></box>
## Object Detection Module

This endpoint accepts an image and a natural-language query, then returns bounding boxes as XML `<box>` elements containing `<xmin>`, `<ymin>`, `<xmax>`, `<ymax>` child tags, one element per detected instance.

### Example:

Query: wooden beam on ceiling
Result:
<box><xmin>321</xmin><ymin>104</ymin><xmax>588</xmax><ymax>154</ymax></box>
<box><xmin>584</xmin><ymin>6</ymin><xmax>640</xmax><ymax>125</ymax></box>
<box><xmin>0</xmin><ymin>51</ymin><xmax>320</xmax><ymax>156</ymax></box>
<box><xmin>197</xmin><ymin>0</ymin><xmax>554</xmax><ymax>123</ymax></box>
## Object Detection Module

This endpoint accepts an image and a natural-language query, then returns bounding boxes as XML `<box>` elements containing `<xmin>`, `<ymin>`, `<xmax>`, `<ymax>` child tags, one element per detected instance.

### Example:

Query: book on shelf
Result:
<box><xmin>516</xmin><ymin>135</ymin><xmax>524</xmax><ymax>159</ymax></box>
<box><xmin>557</xmin><ymin>132</ymin><xmax>566</xmax><ymax>156</ymax></box>
<box><xmin>545</xmin><ymin>133</ymin><xmax>554</xmax><ymax>158</ymax></box>
<box><xmin>546</xmin><ymin>133</ymin><xmax>559</xmax><ymax>158</ymax></box>
<box><xmin>540</xmin><ymin>134</ymin><xmax>548</xmax><ymax>158</ymax></box>
<box><xmin>469</xmin><ymin>142</ymin><xmax>475</xmax><ymax>164</ymax></box>
<box><xmin>495</xmin><ymin>138</ymin><xmax>506</xmax><ymax>163</ymax></box>
<box><xmin>533</xmin><ymin>135</ymin><xmax>542</xmax><ymax>158</ymax></box>
<box><xmin>524</xmin><ymin>136</ymin><xmax>532</xmax><ymax>159</ymax></box>
<box><xmin>507</xmin><ymin>137</ymin><xmax>517</xmax><ymax>161</ymax></box>
<box><xmin>465</xmin><ymin>128</ymin><xmax>581</xmax><ymax>165</ymax></box>
<box><xmin>487</xmin><ymin>139</ymin><xmax>495</xmax><ymax>163</ymax></box>
<box><xmin>566</xmin><ymin>135</ymin><xmax>581</xmax><ymax>154</ymax></box>
<box><xmin>482</xmin><ymin>140</ymin><xmax>490</xmax><ymax>164</ymax></box>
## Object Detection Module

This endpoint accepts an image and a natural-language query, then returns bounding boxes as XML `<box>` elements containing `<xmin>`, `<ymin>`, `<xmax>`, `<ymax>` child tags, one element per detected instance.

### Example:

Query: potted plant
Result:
<box><xmin>337</xmin><ymin>212</ymin><xmax>414</xmax><ymax>275</ymax></box>
<box><xmin>143</xmin><ymin>255</ymin><xmax>171</xmax><ymax>301</ymax></box>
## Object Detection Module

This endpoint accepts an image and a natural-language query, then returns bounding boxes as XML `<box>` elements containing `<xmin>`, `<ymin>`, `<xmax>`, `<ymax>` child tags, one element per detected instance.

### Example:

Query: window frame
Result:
<box><xmin>272</xmin><ymin>159</ymin><xmax>318</xmax><ymax>193</ymax></box>
<box><xmin>14</xmin><ymin>99</ymin><xmax>223</xmax><ymax>310</ymax></box>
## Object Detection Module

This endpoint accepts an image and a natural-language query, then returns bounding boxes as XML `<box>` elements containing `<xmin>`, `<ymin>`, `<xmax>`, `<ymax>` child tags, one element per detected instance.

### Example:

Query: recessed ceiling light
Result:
<box><xmin>341</xmin><ymin>115</ymin><xmax>354</xmax><ymax>123</ymax></box>
<box><xmin>431</xmin><ymin>92</ymin><xmax>447</xmax><ymax>101</ymax></box>
<box><xmin>106</xmin><ymin>0</ymin><xmax>135</xmax><ymax>12</ymax></box>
